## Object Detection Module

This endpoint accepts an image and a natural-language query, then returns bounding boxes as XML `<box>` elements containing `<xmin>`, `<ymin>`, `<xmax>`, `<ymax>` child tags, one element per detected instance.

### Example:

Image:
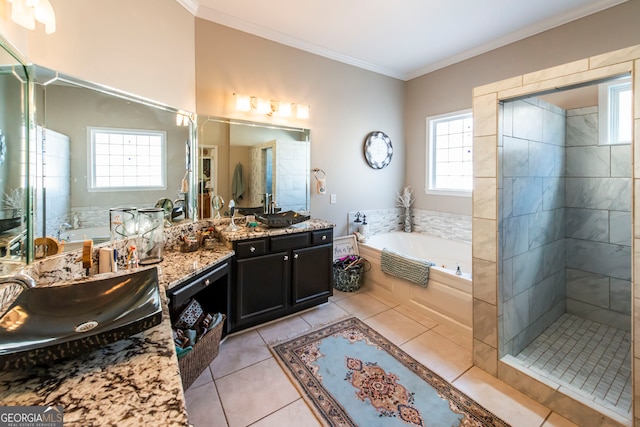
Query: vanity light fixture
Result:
<box><xmin>175</xmin><ymin>112</ymin><xmax>193</xmax><ymax>126</ymax></box>
<box><xmin>234</xmin><ymin>93</ymin><xmax>309</xmax><ymax>119</ymax></box>
<box><xmin>6</xmin><ymin>0</ymin><xmax>56</xmax><ymax>34</ymax></box>
<box><xmin>295</xmin><ymin>104</ymin><xmax>310</xmax><ymax>120</ymax></box>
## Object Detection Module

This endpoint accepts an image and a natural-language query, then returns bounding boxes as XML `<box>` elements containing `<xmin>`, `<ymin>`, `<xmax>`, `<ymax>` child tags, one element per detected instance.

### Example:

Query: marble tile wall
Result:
<box><xmin>564</xmin><ymin>106</ymin><xmax>632</xmax><ymax>331</ymax></box>
<box><xmin>500</xmin><ymin>97</ymin><xmax>567</xmax><ymax>356</ymax></box>
<box><xmin>472</xmin><ymin>45</ymin><xmax>639</xmax><ymax>426</ymax></box>
<box><xmin>346</xmin><ymin>208</ymin><xmax>472</xmax><ymax>242</ymax></box>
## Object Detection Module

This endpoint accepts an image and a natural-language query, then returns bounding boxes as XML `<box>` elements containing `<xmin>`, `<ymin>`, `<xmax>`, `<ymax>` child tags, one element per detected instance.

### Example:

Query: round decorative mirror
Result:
<box><xmin>363</xmin><ymin>131</ymin><xmax>393</xmax><ymax>169</ymax></box>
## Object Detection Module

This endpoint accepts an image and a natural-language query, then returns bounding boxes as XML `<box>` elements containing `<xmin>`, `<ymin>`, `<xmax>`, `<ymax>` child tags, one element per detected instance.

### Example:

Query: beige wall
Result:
<box><xmin>406</xmin><ymin>0</ymin><xmax>640</xmax><ymax>216</ymax></box>
<box><xmin>195</xmin><ymin>20</ymin><xmax>405</xmax><ymax>234</ymax></box>
<box><xmin>26</xmin><ymin>0</ymin><xmax>196</xmax><ymax>111</ymax></box>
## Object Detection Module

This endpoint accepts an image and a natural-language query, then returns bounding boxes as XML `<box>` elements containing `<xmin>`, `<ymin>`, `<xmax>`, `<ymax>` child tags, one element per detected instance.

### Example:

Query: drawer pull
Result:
<box><xmin>205</xmin><ymin>279</ymin><xmax>210</xmax><ymax>286</ymax></box>
<box><xmin>321</xmin><ymin>235</ymin><xmax>327</xmax><ymax>240</ymax></box>
<box><xmin>294</xmin><ymin>253</ymin><xmax>299</xmax><ymax>259</ymax></box>
<box><xmin>250</xmin><ymin>246</ymin><xmax>256</xmax><ymax>252</ymax></box>
<box><xmin>284</xmin><ymin>255</ymin><xmax>289</xmax><ymax>261</ymax></box>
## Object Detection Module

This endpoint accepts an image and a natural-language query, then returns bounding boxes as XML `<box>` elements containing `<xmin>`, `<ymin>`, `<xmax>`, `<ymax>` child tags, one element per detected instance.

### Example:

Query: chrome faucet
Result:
<box><xmin>262</xmin><ymin>193</ymin><xmax>272</xmax><ymax>214</ymax></box>
<box><xmin>0</xmin><ymin>273</ymin><xmax>36</xmax><ymax>289</ymax></box>
<box><xmin>57</xmin><ymin>223</ymin><xmax>73</xmax><ymax>241</ymax></box>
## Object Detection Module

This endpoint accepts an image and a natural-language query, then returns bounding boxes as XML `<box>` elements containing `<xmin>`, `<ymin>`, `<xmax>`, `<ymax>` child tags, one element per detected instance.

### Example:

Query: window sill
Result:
<box><xmin>425</xmin><ymin>189</ymin><xmax>471</xmax><ymax>198</ymax></box>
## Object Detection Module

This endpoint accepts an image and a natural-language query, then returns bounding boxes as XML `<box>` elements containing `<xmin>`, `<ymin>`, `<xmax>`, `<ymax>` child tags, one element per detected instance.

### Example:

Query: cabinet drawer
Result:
<box><xmin>235</xmin><ymin>239</ymin><xmax>268</xmax><ymax>258</ymax></box>
<box><xmin>312</xmin><ymin>229</ymin><xmax>333</xmax><ymax>245</ymax></box>
<box><xmin>270</xmin><ymin>233</ymin><xmax>310</xmax><ymax>252</ymax></box>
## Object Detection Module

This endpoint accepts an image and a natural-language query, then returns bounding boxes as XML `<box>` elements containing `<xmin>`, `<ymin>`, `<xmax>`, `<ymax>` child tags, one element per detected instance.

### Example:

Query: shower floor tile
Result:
<box><xmin>512</xmin><ymin>313</ymin><xmax>631</xmax><ymax>418</ymax></box>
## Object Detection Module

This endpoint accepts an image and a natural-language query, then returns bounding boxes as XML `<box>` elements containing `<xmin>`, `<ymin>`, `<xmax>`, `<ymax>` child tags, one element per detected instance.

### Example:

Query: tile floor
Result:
<box><xmin>184</xmin><ymin>288</ymin><xmax>580</xmax><ymax>427</ymax></box>
<box><xmin>510</xmin><ymin>313</ymin><xmax>632</xmax><ymax>418</ymax></box>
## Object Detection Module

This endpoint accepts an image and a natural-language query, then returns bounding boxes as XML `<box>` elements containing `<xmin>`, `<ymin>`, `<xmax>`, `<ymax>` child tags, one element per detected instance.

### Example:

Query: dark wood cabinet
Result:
<box><xmin>230</xmin><ymin>228</ymin><xmax>333</xmax><ymax>332</ymax></box>
<box><xmin>235</xmin><ymin>251</ymin><xmax>288</xmax><ymax>326</ymax></box>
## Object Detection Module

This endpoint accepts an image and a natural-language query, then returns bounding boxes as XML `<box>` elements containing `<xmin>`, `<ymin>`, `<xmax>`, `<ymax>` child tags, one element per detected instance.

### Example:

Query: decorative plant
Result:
<box><xmin>2</xmin><ymin>188</ymin><xmax>23</xmax><ymax>217</ymax></box>
<box><xmin>395</xmin><ymin>186</ymin><xmax>414</xmax><ymax>209</ymax></box>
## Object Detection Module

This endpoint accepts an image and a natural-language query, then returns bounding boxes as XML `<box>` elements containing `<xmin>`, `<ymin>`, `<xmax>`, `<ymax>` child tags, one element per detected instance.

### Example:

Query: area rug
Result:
<box><xmin>271</xmin><ymin>317</ymin><xmax>510</xmax><ymax>427</ymax></box>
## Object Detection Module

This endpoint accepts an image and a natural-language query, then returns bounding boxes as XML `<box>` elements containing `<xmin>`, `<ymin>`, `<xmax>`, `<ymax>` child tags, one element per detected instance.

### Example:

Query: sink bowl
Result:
<box><xmin>0</xmin><ymin>268</ymin><xmax>162</xmax><ymax>370</ymax></box>
<box><xmin>256</xmin><ymin>211</ymin><xmax>310</xmax><ymax>228</ymax></box>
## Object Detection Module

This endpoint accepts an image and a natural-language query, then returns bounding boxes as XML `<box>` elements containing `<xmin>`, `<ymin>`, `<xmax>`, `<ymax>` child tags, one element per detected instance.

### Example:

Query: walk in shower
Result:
<box><xmin>498</xmin><ymin>80</ymin><xmax>632</xmax><ymax>419</ymax></box>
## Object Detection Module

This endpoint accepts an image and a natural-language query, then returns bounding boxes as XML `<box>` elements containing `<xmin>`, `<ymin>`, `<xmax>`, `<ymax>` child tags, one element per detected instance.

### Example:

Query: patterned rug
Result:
<box><xmin>271</xmin><ymin>317</ymin><xmax>510</xmax><ymax>427</ymax></box>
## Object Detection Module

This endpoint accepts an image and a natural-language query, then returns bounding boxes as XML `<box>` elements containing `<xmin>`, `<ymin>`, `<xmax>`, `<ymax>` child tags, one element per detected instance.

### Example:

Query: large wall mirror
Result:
<box><xmin>30</xmin><ymin>65</ymin><xmax>196</xmax><ymax>254</ymax></box>
<box><xmin>0</xmin><ymin>40</ymin><xmax>29</xmax><ymax>272</ymax></box>
<box><xmin>197</xmin><ymin>116</ymin><xmax>310</xmax><ymax>217</ymax></box>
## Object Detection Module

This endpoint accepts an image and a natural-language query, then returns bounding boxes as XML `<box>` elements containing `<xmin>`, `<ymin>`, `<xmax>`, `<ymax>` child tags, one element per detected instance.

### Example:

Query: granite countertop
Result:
<box><xmin>215</xmin><ymin>218</ymin><xmax>335</xmax><ymax>243</ymax></box>
<box><xmin>0</xmin><ymin>243</ymin><xmax>234</xmax><ymax>427</ymax></box>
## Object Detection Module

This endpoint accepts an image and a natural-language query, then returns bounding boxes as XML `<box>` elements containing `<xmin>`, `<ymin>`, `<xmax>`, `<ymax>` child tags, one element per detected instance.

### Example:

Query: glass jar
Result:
<box><xmin>110</xmin><ymin>207</ymin><xmax>137</xmax><ymax>241</ymax></box>
<box><xmin>137</xmin><ymin>208</ymin><xmax>164</xmax><ymax>265</ymax></box>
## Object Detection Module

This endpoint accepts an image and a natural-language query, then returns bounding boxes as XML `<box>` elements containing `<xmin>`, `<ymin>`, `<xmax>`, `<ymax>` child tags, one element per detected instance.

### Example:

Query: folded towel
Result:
<box><xmin>381</xmin><ymin>248</ymin><xmax>435</xmax><ymax>288</ymax></box>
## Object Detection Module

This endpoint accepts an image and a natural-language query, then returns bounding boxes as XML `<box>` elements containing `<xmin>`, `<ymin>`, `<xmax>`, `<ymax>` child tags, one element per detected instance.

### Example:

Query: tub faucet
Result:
<box><xmin>0</xmin><ymin>273</ymin><xmax>36</xmax><ymax>289</ymax></box>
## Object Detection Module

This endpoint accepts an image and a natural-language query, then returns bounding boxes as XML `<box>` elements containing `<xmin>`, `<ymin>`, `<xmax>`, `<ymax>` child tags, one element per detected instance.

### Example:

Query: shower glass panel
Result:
<box><xmin>498</xmin><ymin>76</ymin><xmax>632</xmax><ymax>418</ymax></box>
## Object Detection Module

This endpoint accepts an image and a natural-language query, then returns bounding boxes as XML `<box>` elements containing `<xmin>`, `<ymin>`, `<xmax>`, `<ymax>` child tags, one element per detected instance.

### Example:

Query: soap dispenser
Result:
<box><xmin>358</xmin><ymin>215</ymin><xmax>370</xmax><ymax>239</ymax></box>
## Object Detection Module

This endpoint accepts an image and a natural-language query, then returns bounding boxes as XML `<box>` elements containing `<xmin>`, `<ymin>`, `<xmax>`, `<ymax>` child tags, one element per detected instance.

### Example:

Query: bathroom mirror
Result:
<box><xmin>30</xmin><ymin>65</ymin><xmax>196</xmax><ymax>251</ymax></box>
<box><xmin>0</xmin><ymin>39</ymin><xmax>30</xmax><ymax>271</ymax></box>
<box><xmin>198</xmin><ymin>116</ymin><xmax>310</xmax><ymax>215</ymax></box>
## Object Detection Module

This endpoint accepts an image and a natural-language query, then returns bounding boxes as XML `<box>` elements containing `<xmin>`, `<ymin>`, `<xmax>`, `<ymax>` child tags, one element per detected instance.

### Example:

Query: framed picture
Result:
<box><xmin>333</xmin><ymin>235</ymin><xmax>359</xmax><ymax>260</ymax></box>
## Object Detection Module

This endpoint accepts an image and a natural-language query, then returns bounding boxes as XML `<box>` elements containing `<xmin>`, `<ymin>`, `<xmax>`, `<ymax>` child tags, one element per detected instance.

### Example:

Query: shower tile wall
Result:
<box><xmin>500</xmin><ymin>98</ymin><xmax>566</xmax><ymax>356</ymax></box>
<box><xmin>564</xmin><ymin>106</ymin><xmax>631</xmax><ymax>331</ymax></box>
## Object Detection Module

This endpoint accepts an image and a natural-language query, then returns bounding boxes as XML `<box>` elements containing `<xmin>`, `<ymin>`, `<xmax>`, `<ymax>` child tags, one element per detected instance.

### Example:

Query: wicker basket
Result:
<box><xmin>178</xmin><ymin>314</ymin><xmax>225</xmax><ymax>390</ymax></box>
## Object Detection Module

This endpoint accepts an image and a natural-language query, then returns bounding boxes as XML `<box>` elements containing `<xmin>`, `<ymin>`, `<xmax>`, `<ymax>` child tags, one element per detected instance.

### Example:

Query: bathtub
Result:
<box><xmin>59</xmin><ymin>226</ymin><xmax>111</xmax><ymax>252</ymax></box>
<box><xmin>358</xmin><ymin>232</ymin><xmax>472</xmax><ymax>339</ymax></box>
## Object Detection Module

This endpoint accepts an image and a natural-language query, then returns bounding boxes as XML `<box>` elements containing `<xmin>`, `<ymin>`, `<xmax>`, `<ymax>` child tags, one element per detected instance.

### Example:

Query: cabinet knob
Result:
<box><xmin>284</xmin><ymin>255</ymin><xmax>289</xmax><ymax>261</ymax></box>
<box><xmin>294</xmin><ymin>253</ymin><xmax>299</xmax><ymax>259</ymax></box>
<box><xmin>205</xmin><ymin>279</ymin><xmax>210</xmax><ymax>286</ymax></box>
<box><xmin>321</xmin><ymin>235</ymin><xmax>327</xmax><ymax>240</ymax></box>
<box><xmin>250</xmin><ymin>246</ymin><xmax>256</xmax><ymax>252</ymax></box>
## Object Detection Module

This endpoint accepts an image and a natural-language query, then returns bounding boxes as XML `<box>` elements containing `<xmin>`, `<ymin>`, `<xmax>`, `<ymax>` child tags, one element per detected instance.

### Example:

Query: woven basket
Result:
<box><xmin>178</xmin><ymin>313</ymin><xmax>225</xmax><ymax>390</ymax></box>
<box><xmin>333</xmin><ymin>264</ymin><xmax>365</xmax><ymax>292</ymax></box>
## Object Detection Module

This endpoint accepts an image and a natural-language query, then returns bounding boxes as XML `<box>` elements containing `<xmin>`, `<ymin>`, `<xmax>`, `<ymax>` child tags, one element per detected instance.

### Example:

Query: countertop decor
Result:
<box><xmin>0</xmin><ymin>242</ymin><xmax>234</xmax><ymax>427</ymax></box>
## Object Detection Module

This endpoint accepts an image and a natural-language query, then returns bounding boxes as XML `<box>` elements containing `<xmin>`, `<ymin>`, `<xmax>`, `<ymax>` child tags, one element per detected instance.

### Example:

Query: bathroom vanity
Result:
<box><xmin>216</xmin><ymin>218</ymin><xmax>334</xmax><ymax>332</ymax></box>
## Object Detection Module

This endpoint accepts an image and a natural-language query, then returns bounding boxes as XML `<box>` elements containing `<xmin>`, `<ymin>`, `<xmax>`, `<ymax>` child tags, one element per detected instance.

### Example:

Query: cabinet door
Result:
<box><xmin>235</xmin><ymin>251</ymin><xmax>289</xmax><ymax>327</ymax></box>
<box><xmin>291</xmin><ymin>244</ymin><xmax>333</xmax><ymax>305</ymax></box>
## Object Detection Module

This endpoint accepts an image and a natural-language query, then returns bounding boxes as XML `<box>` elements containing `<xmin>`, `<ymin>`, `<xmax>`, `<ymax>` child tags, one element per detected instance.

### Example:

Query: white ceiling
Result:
<box><xmin>178</xmin><ymin>0</ymin><xmax>627</xmax><ymax>81</ymax></box>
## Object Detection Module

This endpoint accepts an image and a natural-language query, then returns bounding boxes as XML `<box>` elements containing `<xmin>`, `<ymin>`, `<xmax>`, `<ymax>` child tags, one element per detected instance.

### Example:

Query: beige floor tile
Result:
<box><xmin>216</xmin><ymin>358</ymin><xmax>300</xmax><ymax>427</ymax></box>
<box><xmin>393</xmin><ymin>304</ymin><xmax>439</xmax><ymax>329</ymax></box>
<box><xmin>257</xmin><ymin>315</ymin><xmax>311</xmax><ymax>345</ymax></box>
<box><xmin>184</xmin><ymin>380</ymin><xmax>228</xmax><ymax>427</ymax></box>
<box><xmin>333</xmin><ymin>292</ymin><xmax>391</xmax><ymax>319</ymax></box>
<box><xmin>453</xmin><ymin>366</ymin><xmax>551</xmax><ymax>427</ymax></box>
<box><xmin>188</xmin><ymin>366</ymin><xmax>214</xmax><ymax>390</ymax></box>
<box><xmin>328</xmin><ymin>288</ymin><xmax>358</xmax><ymax>302</ymax></box>
<box><xmin>362</xmin><ymin>309</ymin><xmax>427</xmax><ymax>346</ymax></box>
<box><xmin>209</xmin><ymin>330</ymin><xmax>271</xmax><ymax>379</ymax></box>
<box><xmin>364</xmin><ymin>290</ymin><xmax>401</xmax><ymax>308</ymax></box>
<box><xmin>542</xmin><ymin>412</ymin><xmax>580</xmax><ymax>427</ymax></box>
<box><xmin>400</xmin><ymin>330</ymin><xmax>472</xmax><ymax>382</ymax></box>
<box><xmin>249</xmin><ymin>399</ymin><xmax>322</xmax><ymax>427</ymax></box>
<box><xmin>432</xmin><ymin>323</ymin><xmax>472</xmax><ymax>351</ymax></box>
<box><xmin>299</xmin><ymin>301</ymin><xmax>350</xmax><ymax>328</ymax></box>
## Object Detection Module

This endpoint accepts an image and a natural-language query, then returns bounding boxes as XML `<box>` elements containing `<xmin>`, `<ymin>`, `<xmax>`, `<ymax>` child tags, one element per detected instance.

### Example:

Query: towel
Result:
<box><xmin>232</xmin><ymin>163</ymin><xmax>244</xmax><ymax>200</ymax></box>
<box><xmin>380</xmin><ymin>248</ymin><xmax>435</xmax><ymax>288</ymax></box>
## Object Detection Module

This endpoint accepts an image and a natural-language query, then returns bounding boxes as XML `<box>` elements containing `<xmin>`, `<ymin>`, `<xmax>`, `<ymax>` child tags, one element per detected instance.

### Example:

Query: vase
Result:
<box><xmin>403</xmin><ymin>208</ymin><xmax>412</xmax><ymax>232</ymax></box>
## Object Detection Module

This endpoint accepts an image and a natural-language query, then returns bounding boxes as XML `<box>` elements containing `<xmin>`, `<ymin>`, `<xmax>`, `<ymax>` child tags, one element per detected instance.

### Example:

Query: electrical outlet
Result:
<box><xmin>330</xmin><ymin>194</ymin><xmax>337</xmax><ymax>204</ymax></box>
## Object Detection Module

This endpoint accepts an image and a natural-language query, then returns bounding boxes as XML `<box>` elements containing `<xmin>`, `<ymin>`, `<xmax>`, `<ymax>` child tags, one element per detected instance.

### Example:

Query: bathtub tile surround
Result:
<box><xmin>347</xmin><ymin>208</ymin><xmax>472</xmax><ymax>242</ymax></box>
<box><xmin>472</xmin><ymin>45</ymin><xmax>640</xmax><ymax>426</ymax></box>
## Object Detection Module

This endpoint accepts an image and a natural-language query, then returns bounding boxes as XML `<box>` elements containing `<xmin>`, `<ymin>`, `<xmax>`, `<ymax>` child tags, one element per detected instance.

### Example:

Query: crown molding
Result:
<box><xmin>176</xmin><ymin>0</ymin><xmax>199</xmax><ymax>15</ymax></box>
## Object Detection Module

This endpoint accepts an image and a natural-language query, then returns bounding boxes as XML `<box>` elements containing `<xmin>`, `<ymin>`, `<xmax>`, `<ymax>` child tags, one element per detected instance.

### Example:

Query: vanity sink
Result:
<box><xmin>255</xmin><ymin>211</ymin><xmax>310</xmax><ymax>228</ymax></box>
<box><xmin>0</xmin><ymin>267</ymin><xmax>162</xmax><ymax>370</ymax></box>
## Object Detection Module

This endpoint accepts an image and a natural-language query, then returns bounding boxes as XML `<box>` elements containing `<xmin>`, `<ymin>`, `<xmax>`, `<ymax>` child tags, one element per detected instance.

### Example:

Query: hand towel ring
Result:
<box><xmin>313</xmin><ymin>168</ymin><xmax>326</xmax><ymax>180</ymax></box>
<box><xmin>313</xmin><ymin>168</ymin><xmax>327</xmax><ymax>194</ymax></box>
